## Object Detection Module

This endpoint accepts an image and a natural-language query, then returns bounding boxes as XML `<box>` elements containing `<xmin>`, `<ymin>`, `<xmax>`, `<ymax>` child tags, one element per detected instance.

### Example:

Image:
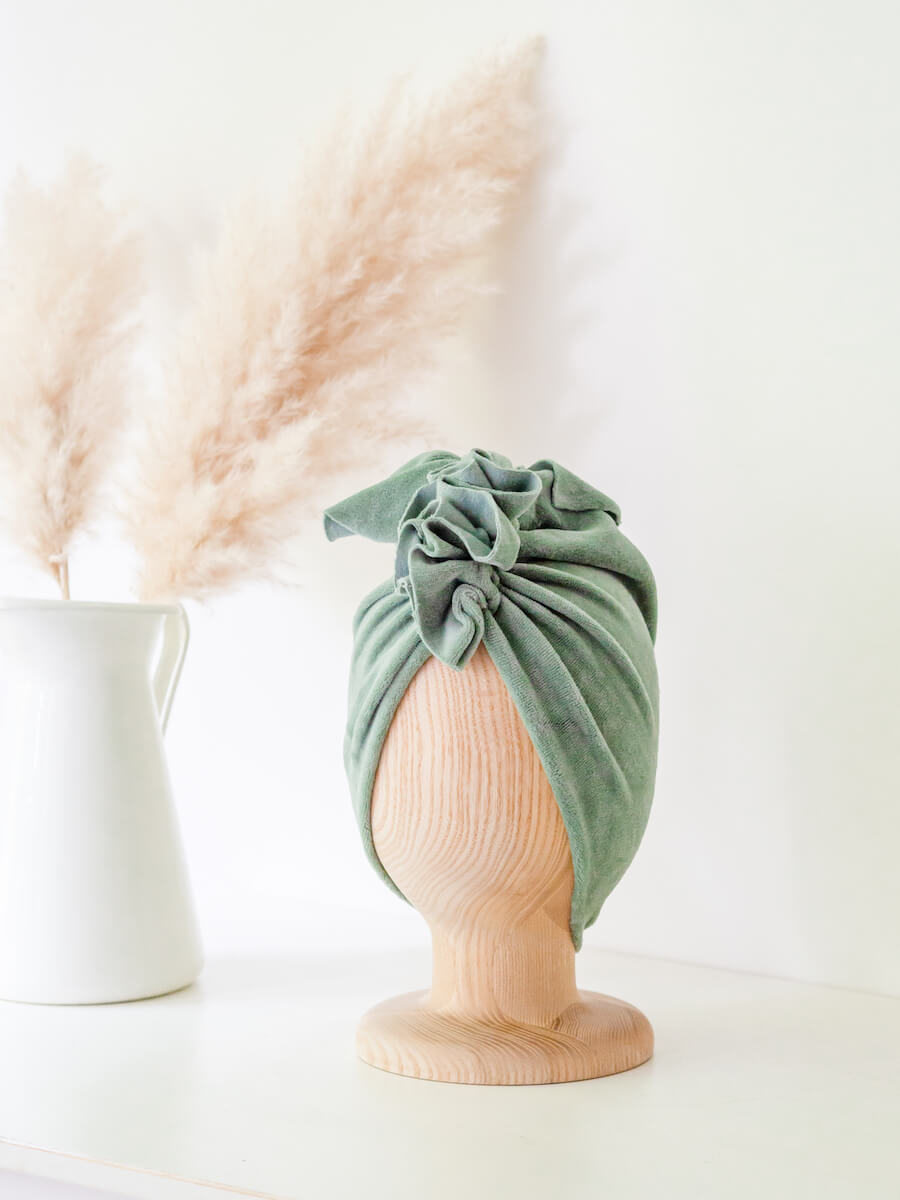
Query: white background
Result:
<box><xmin>0</xmin><ymin>0</ymin><xmax>898</xmax><ymax>1021</ymax></box>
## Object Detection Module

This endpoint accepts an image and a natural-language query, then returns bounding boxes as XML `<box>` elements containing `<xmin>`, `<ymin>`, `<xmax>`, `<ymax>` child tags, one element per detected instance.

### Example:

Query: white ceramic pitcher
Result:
<box><xmin>0</xmin><ymin>599</ymin><xmax>203</xmax><ymax>1004</ymax></box>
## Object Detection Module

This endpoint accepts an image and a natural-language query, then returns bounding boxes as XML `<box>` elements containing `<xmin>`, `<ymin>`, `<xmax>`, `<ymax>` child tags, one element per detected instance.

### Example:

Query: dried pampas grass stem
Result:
<box><xmin>0</xmin><ymin>157</ymin><xmax>142</xmax><ymax>595</ymax></box>
<box><xmin>130</xmin><ymin>40</ymin><xmax>541</xmax><ymax>602</ymax></box>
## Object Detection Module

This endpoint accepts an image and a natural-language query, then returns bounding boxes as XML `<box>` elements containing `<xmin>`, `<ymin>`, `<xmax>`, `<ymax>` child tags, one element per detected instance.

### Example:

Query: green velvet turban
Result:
<box><xmin>324</xmin><ymin>449</ymin><xmax>659</xmax><ymax>949</ymax></box>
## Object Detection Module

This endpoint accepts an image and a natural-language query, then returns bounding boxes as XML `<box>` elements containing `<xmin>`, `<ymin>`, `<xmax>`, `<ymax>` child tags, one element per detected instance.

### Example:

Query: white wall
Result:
<box><xmin>0</xmin><ymin>0</ymin><xmax>897</xmax><ymax>997</ymax></box>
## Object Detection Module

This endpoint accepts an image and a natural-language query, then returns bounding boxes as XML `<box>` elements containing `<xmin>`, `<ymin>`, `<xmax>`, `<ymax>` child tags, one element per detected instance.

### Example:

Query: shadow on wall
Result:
<box><xmin>472</xmin><ymin>80</ymin><xmax>670</xmax><ymax>488</ymax></box>
<box><xmin>482</xmin><ymin>121</ymin><xmax>617</xmax><ymax>461</ymax></box>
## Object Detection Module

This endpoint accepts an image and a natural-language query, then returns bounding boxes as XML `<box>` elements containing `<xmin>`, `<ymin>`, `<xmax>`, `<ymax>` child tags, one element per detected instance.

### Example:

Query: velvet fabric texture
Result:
<box><xmin>325</xmin><ymin>449</ymin><xmax>660</xmax><ymax>949</ymax></box>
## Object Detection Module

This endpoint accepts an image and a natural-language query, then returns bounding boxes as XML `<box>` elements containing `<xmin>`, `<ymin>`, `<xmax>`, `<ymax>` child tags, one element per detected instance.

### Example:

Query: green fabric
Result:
<box><xmin>325</xmin><ymin>449</ymin><xmax>659</xmax><ymax>949</ymax></box>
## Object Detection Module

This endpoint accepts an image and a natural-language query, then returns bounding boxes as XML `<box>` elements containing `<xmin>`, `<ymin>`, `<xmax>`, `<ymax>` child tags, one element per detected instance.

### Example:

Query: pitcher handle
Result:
<box><xmin>154</xmin><ymin>604</ymin><xmax>190</xmax><ymax>735</ymax></box>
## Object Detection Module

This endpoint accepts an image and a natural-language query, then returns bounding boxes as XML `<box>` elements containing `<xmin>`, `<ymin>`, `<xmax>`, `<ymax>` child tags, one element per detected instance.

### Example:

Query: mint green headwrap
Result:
<box><xmin>325</xmin><ymin>449</ymin><xmax>659</xmax><ymax>949</ymax></box>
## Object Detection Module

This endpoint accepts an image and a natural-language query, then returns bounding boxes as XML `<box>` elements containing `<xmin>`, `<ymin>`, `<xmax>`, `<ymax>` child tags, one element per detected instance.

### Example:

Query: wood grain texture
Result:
<box><xmin>358</xmin><ymin>644</ymin><xmax>653</xmax><ymax>1085</ymax></box>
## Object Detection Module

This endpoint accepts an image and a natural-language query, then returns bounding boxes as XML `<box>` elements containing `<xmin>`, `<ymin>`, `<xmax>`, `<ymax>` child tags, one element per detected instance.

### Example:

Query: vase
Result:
<box><xmin>0</xmin><ymin>598</ymin><xmax>203</xmax><ymax>1004</ymax></box>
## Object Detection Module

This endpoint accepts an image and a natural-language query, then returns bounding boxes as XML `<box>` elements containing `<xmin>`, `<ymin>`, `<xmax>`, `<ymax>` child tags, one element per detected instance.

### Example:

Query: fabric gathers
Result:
<box><xmin>325</xmin><ymin>448</ymin><xmax>660</xmax><ymax>949</ymax></box>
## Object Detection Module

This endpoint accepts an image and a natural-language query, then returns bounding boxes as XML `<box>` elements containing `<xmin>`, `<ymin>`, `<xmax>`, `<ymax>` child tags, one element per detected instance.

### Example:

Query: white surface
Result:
<box><xmin>0</xmin><ymin>1171</ymin><xmax>125</xmax><ymax>1200</ymax></box>
<box><xmin>0</xmin><ymin>951</ymin><xmax>898</xmax><ymax>1200</ymax></box>
<box><xmin>0</xmin><ymin>601</ymin><xmax>201</xmax><ymax>1004</ymax></box>
<box><xmin>0</xmin><ymin>0</ymin><xmax>898</xmax><ymax>996</ymax></box>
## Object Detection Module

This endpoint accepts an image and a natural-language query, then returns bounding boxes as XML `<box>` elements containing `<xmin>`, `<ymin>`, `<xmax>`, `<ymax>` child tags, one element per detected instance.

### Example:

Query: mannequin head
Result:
<box><xmin>371</xmin><ymin>645</ymin><xmax>573</xmax><ymax>944</ymax></box>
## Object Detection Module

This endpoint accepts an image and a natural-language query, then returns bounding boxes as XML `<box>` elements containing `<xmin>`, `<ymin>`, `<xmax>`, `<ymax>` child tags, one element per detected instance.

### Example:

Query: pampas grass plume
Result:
<box><xmin>131</xmin><ymin>39</ymin><xmax>542</xmax><ymax>601</ymax></box>
<box><xmin>0</xmin><ymin>156</ymin><xmax>142</xmax><ymax>597</ymax></box>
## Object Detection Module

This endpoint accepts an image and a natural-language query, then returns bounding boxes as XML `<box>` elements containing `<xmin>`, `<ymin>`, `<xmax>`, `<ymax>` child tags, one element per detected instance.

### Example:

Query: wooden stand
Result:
<box><xmin>357</xmin><ymin>645</ymin><xmax>653</xmax><ymax>1085</ymax></box>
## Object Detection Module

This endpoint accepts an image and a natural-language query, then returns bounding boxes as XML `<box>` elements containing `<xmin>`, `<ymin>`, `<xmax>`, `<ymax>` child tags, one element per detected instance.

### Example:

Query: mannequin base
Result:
<box><xmin>357</xmin><ymin>989</ymin><xmax>653</xmax><ymax>1085</ymax></box>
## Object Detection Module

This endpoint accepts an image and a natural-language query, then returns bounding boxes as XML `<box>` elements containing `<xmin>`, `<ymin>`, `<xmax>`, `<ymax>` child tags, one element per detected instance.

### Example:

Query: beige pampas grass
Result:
<box><xmin>0</xmin><ymin>157</ymin><xmax>142</xmax><ymax>597</ymax></box>
<box><xmin>130</xmin><ymin>40</ymin><xmax>541</xmax><ymax>602</ymax></box>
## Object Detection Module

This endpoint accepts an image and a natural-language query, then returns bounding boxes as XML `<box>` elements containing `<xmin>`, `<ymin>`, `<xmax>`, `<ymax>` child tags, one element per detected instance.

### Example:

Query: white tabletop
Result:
<box><xmin>0</xmin><ymin>949</ymin><xmax>897</xmax><ymax>1200</ymax></box>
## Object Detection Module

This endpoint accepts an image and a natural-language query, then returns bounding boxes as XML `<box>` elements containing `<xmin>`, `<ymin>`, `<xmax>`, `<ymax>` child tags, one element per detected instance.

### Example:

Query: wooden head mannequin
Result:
<box><xmin>357</xmin><ymin>644</ymin><xmax>653</xmax><ymax>1085</ymax></box>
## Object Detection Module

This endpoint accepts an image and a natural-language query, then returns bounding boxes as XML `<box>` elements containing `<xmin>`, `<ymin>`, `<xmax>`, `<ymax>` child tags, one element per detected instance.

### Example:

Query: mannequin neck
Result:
<box><xmin>426</xmin><ymin>883</ymin><xmax>579</xmax><ymax>1026</ymax></box>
